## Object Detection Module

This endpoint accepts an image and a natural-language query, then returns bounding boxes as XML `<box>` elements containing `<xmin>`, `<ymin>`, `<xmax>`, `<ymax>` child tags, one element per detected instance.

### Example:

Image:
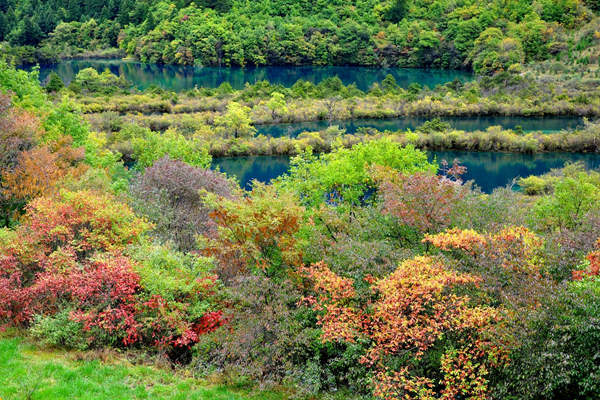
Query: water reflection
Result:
<box><xmin>34</xmin><ymin>59</ymin><xmax>472</xmax><ymax>91</ymax></box>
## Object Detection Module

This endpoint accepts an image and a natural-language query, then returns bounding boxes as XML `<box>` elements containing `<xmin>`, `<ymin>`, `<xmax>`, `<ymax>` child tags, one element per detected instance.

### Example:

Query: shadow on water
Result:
<box><xmin>212</xmin><ymin>152</ymin><xmax>600</xmax><ymax>193</ymax></box>
<box><xmin>34</xmin><ymin>59</ymin><xmax>472</xmax><ymax>91</ymax></box>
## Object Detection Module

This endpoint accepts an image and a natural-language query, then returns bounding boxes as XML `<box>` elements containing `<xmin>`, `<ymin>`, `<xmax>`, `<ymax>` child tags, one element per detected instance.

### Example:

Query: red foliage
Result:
<box><xmin>374</xmin><ymin>164</ymin><xmax>468</xmax><ymax>235</ymax></box>
<box><xmin>572</xmin><ymin>239</ymin><xmax>600</xmax><ymax>280</ymax></box>
<box><xmin>0</xmin><ymin>190</ymin><xmax>224</xmax><ymax>350</ymax></box>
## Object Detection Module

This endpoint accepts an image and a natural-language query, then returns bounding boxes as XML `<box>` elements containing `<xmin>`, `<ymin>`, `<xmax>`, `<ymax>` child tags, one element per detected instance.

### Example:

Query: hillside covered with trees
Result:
<box><xmin>3</xmin><ymin>0</ymin><xmax>600</xmax><ymax>72</ymax></box>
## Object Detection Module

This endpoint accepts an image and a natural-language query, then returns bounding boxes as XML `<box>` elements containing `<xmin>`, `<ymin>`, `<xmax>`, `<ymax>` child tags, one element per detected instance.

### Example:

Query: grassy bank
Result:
<box><xmin>0</xmin><ymin>334</ymin><xmax>288</xmax><ymax>400</ymax></box>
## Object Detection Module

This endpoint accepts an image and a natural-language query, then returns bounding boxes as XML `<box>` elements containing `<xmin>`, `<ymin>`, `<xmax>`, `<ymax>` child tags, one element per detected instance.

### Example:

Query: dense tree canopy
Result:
<box><xmin>1</xmin><ymin>0</ymin><xmax>596</xmax><ymax>71</ymax></box>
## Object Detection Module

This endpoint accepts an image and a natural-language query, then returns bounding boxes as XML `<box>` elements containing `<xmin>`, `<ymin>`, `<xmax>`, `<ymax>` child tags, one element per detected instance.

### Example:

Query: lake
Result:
<box><xmin>256</xmin><ymin>116</ymin><xmax>584</xmax><ymax>137</ymax></box>
<box><xmin>212</xmin><ymin>152</ymin><xmax>600</xmax><ymax>193</ymax></box>
<box><xmin>34</xmin><ymin>59</ymin><xmax>472</xmax><ymax>91</ymax></box>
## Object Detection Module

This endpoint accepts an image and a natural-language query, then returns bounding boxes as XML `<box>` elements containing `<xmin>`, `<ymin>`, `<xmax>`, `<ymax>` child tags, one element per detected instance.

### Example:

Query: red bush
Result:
<box><xmin>0</xmin><ymin>190</ymin><xmax>224</xmax><ymax>350</ymax></box>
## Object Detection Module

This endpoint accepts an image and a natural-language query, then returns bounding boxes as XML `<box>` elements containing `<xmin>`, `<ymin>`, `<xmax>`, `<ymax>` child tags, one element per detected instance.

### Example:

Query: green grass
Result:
<box><xmin>0</xmin><ymin>335</ymin><xmax>288</xmax><ymax>400</ymax></box>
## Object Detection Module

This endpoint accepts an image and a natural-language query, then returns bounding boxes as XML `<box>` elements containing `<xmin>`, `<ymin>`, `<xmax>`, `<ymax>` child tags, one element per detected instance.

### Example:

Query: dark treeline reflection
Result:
<box><xmin>35</xmin><ymin>59</ymin><xmax>472</xmax><ymax>91</ymax></box>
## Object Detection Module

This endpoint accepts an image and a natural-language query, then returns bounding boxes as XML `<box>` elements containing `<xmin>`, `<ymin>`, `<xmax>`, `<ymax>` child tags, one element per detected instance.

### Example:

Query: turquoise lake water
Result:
<box><xmin>35</xmin><ymin>59</ymin><xmax>472</xmax><ymax>91</ymax></box>
<box><xmin>256</xmin><ymin>116</ymin><xmax>584</xmax><ymax>137</ymax></box>
<box><xmin>212</xmin><ymin>152</ymin><xmax>600</xmax><ymax>193</ymax></box>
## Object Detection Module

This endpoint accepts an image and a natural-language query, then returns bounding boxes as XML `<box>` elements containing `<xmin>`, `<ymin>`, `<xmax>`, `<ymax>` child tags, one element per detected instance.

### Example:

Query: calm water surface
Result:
<box><xmin>256</xmin><ymin>116</ymin><xmax>584</xmax><ymax>137</ymax></box>
<box><xmin>34</xmin><ymin>59</ymin><xmax>472</xmax><ymax>91</ymax></box>
<box><xmin>212</xmin><ymin>152</ymin><xmax>600</xmax><ymax>193</ymax></box>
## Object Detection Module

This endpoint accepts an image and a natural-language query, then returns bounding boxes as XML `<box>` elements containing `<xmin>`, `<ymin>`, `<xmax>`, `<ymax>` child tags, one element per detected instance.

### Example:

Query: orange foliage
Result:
<box><xmin>0</xmin><ymin>93</ymin><xmax>41</xmax><ymax>172</ymax></box>
<box><xmin>423</xmin><ymin>228</ymin><xmax>486</xmax><ymax>255</ymax></box>
<box><xmin>424</xmin><ymin>226</ymin><xmax>543</xmax><ymax>276</ymax></box>
<box><xmin>1</xmin><ymin>136</ymin><xmax>87</xmax><ymax>202</ymax></box>
<box><xmin>424</xmin><ymin>226</ymin><xmax>547</xmax><ymax>311</ymax></box>
<box><xmin>572</xmin><ymin>239</ymin><xmax>600</xmax><ymax>280</ymax></box>
<box><xmin>299</xmin><ymin>261</ymin><xmax>359</xmax><ymax>342</ymax></box>
<box><xmin>301</xmin><ymin>256</ymin><xmax>507</xmax><ymax>400</ymax></box>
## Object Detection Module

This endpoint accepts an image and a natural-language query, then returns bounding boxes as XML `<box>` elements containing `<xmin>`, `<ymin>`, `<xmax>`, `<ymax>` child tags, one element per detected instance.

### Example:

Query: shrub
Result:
<box><xmin>0</xmin><ymin>93</ymin><xmax>39</xmax><ymax>173</ymax></box>
<box><xmin>44</xmin><ymin>72</ymin><xmax>64</xmax><ymax>93</ymax></box>
<box><xmin>1</xmin><ymin>136</ymin><xmax>87</xmax><ymax>205</ymax></box>
<box><xmin>424</xmin><ymin>226</ymin><xmax>549</xmax><ymax>310</ymax></box>
<box><xmin>132</xmin><ymin>128</ymin><xmax>212</xmax><ymax>170</ymax></box>
<box><xmin>276</xmin><ymin>139</ymin><xmax>436</xmax><ymax>207</ymax></box>
<box><xmin>131</xmin><ymin>156</ymin><xmax>236</xmax><ymax>252</ymax></box>
<box><xmin>0</xmin><ymin>190</ymin><xmax>224</xmax><ymax>353</ymax></box>
<box><xmin>531</xmin><ymin>172</ymin><xmax>600</xmax><ymax>231</ymax></box>
<box><xmin>193</xmin><ymin>274</ymin><xmax>370</xmax><ymax>395</ymax></box>
<box><xmin>203</xmin><ymin>183</ymin><xmax>304</xmax><ymax>281</ymax></box>
<box><xmin>493</xmin><ymin>277</ymin><xmax>600</xmax><ymax>399</ymax></box>
<box><xmin>375</xmin><ymin>162</ymin><xmax>469</xmax><ymax>237</ymax></box>
<box><xmin>69</xmin><ymin>68</ymin><xmax>131</xmax><ymax>95</ymax></box>
<box><xmin>300</xmin><ymin>205</ymin><xmax>411</xmax><ymax>284</ymax></box>
<box><xmin>30</xmin><ymin>309</ymin><xmax>89</xmax><ymax>351</ymax></box>
<box><xmin>300</xmin><ymin>256</ymin><xmax>507</xmax><ymax>400</ymax></box>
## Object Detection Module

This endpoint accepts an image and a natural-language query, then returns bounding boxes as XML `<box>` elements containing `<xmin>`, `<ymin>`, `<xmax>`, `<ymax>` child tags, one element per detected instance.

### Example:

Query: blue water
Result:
<box><xmin>256</xmin><ymin>116</ymin><xmax>584</xmax><ymax>137</ymax></box>
<box><xmin>212</xmin><ymin>152</ymin><xmax>600</xmax><ymax>193</ymax></box>
<box><xmin>34</xmin><ymin>59</ymin><xmax>472</xmax><ymax>91</ymax></box>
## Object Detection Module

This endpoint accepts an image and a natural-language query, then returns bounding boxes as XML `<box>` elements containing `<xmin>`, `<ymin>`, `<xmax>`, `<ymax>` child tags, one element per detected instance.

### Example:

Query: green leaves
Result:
<box><xmin>532</xmin><ymin>172</ymin><xmax>600</xmax><ymax>231</ymax></box>
<box><xmin>276</xmin><ymin>139</ymin><xmax>436</xmax><ymax>207</ymax></box>
<box><xmin>132</xmin><ymin>128</ymin><xmax>212</xmax><ymax>169</ymax></box>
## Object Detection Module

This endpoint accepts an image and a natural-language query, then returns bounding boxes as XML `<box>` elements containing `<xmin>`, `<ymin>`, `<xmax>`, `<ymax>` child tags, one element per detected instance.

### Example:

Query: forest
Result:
<box><xmin>2</xmin><ymin>0</ymin><xmax>600</xmax><ymax>399</ymax></box>
<box><xmin>1</xmin><ymin>0</ymin><xmax>600</xmax><ymax>70</ymax></box>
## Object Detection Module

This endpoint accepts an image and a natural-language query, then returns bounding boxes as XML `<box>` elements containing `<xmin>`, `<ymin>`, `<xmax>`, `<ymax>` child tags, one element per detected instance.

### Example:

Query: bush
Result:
<box><xmin>69</xmin><ymin>68</ymin><xmax>130</xmax><ymax>95</ymax></box>
<box><xmin>0</xmin><ymin>190</ymin><xmax>224</xmax><ymax>354</ymax></box>
<box><xmin>276</xmin><ymin>139</ymin><xmax>436</xmax><ymax>207</ymax></box>
<box><xmin>193</xmin><ymin>274</ymin><xmax>370</xmax><ymax>395</ymax></box>
<box><xmin>202</xmin><ymin>183</ymin><xmax>304</xmax><ymax>281</ymax></box>
<box><xmin>30</xmin><ymin>309</ymin><xmax>89</xmax><ymax>351</ymax></box>
<box><xmin>531</xmin><ymin>172</ymin><xmax>600</xmax><ymax>231</ymax></box>
<box><xmin>131</xmin><ymin>128</ymin><xmax>212</xmax><ymax>170</ymax></box>
<box><xmin>131</xmin><ymin>156</ymin><xmax>235</xmax><ymax>252</ymax></box>
<box><xmin>44</xmin><ymin>72</ymin><xmax>64</xmax><ymax>93</ymax></box>
<box><xmin>300</xmin><ymin>256</ymin><xmax>507</xmax><ymax>400</ymax></box>
<box><xmin>493</xmin><ymin>278</ymin><xmax>600</xmax><ymax>399</ymax></box>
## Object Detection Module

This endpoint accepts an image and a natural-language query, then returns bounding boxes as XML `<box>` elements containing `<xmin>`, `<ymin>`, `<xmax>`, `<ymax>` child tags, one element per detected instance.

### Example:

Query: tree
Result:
<box><xmin>266</xmin><ymin>91</ymin><xmax>288</xmax><ymax>121</ymax></box>
<box><xmin>276</xmin><ymin>139</ymin><xmax>437</xmax><ymax>207</ymax></box>
<box><xmin>469</xmin><ymin>28</ymin><xmax>524</xmax><ymax>75</ymax></box>
<box><xmin>8</xmin><ymin>17</ymin><xmax>44</xmax><ymax>46</ymax></box>
<box><xmin>45</xmin><ymin>72</ymin><xmax>64</xmax><ymax>93</ymax></box>
<box><xmin>375</xmin><ymin>162</ymin><xmax>468</xmax><ymax>237</ymax></box>
<box><xmin>532</xmin><ymin>173</ymin><xmax>600</xmax><ymax>231</ymax></box>
<box><xmin>384</xmin><ymin>0</ymin><xmax>409</xmax><ymax>23</ymax></box>
<box><xmin>214</xmin><ymin>101</ymin><xmax>256</xmax><ymax>138</ymax></box>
